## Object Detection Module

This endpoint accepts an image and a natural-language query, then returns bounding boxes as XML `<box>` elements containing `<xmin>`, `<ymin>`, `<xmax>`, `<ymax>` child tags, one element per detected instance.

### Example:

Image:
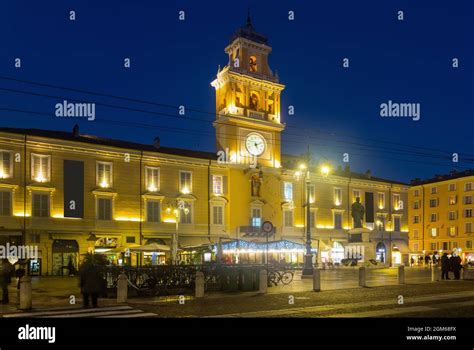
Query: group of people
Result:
<box><xmin>440</xmin><ymin>252</ymin><xmax>463</xmax><ymax>280</ymax></box>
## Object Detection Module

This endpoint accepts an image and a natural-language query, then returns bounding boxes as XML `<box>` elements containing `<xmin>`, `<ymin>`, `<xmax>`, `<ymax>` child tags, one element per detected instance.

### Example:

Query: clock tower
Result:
<box><xmin>211</xmin><ymin>15</ymin><xmax>285</xmax><ymax>168</ymax></box>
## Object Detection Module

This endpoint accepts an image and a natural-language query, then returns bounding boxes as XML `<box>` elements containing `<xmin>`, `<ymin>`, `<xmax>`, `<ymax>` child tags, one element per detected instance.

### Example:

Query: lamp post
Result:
<box><xmin>166</xmin><ymin>200</ymin><xmax>189</xmax><ymax>265</ymax></box>
<box><xmin>301</xmin><ymin>165</ymin><xmax>313</xmax><ymax>277</ymax></box>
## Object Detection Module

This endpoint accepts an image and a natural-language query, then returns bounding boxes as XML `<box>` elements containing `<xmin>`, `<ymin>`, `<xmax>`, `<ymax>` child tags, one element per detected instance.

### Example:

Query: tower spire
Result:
<box><xmin>246</xmin><ymin>8</ymin><xmax>252</xmax><ymax>27</ymax></box>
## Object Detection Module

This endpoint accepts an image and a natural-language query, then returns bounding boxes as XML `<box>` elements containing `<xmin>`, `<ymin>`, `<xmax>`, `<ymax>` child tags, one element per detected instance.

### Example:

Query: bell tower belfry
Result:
<box><xmin>211</xmin><ymin>14</ymin><xmax>285</xmax><ymax>168</ymax></box>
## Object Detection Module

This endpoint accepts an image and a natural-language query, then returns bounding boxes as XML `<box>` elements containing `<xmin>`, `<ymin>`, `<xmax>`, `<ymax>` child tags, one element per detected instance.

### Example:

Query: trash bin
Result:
<box><xmin>240</xmin><ymin>267</ymin><xmax>257</xmax><ymax>291</ymax></box>
<box><xmin>222</xmin><ymin>267</ymin><xmax>239</xmax><ymax>292</ymax></box>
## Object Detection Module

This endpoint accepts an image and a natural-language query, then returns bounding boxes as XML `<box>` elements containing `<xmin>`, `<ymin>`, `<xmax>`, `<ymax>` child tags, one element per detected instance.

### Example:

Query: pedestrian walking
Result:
<box><xmin>441</xmin><ymin>252</ymin><xmax>450</xmax><ymax>280</ymax></box>
<box><xmin>67</xmin><ymin>257</ymin><xmax>75</xmax><ymax>276</ymax></box>
<box><xmin>425</xmin><ymin>255</ymin><xmax>431</xmax><ymax>267</ymax></box>
<box><xmin>451</xmin><ymin>253</ymin><xmax>462</xmax><ymax>280</ymax></box>
<box><xmin>79</xmin><ymin>254</ymin><xmax>106</xmax><ymax>308</ymax></box>
<box><xmin>0</xmin><ymin>259</ymin><xmax>13</xmax><ymax>304</ymax></box>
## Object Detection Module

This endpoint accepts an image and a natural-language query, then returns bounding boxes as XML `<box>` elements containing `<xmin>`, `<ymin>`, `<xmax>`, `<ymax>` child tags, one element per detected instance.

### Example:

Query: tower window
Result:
<box><xmin>249</xmin><ymin>93</ymin><xmax>259</xmax><ymax>110</ymax></box>
<box><xmin>249</xmin><ymin>55</ymin><xmax>257</xmax><ymax>72</ymax></box>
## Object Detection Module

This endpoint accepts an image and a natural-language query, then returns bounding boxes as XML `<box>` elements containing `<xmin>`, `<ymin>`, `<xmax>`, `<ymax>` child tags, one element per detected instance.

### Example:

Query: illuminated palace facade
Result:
<box><xmin>408</xmin><ymin>170</ymin><xmax>474</xmax><ymax>264</ymax></box>
<box><xmin>0</xmin><ymin>19</ymin><xmax>409</xmax><ymax>275</ymax></box>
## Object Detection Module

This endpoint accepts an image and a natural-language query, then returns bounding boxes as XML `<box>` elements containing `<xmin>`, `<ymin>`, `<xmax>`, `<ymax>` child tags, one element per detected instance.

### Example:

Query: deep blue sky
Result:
<box><xmin>0</xmin><ymin>0</ymin><xmax>472</xmax><ymax>182</ymax></box>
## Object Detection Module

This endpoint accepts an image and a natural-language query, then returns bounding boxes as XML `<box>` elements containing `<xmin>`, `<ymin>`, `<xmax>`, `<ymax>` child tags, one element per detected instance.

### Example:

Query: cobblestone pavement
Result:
<box><xmin>1</xmin><ymin>268</ymin><xmax>471</xmax><ymax>318</ymax></box>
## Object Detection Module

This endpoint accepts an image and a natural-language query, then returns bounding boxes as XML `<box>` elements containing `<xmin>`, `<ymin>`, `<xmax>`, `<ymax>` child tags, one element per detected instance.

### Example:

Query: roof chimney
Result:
<box><xmin>72</xmin><ymin>124</ymin><xmax>80</xmax><ymax>137</ymax></box>
<box><xmin>153</xmin><ymin>137</ymin><xmax>161</xmax><ymax>149</ymax></box>
<box><xmin>366</xmin><ymin>169</ymin><xmax>372</xmax><ymax>179</ymax></box>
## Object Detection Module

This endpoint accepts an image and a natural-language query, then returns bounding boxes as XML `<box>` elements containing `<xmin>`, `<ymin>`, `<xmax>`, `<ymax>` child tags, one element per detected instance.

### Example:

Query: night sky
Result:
<box><xmin>0</xmin><ymin>0</ymin><xmax>472</xmax><ymax>183</ymax></box>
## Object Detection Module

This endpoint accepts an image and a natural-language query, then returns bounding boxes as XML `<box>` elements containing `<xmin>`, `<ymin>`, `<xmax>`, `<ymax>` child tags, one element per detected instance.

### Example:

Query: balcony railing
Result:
<box><xmin>247</xmin><ymin>110</ymin><xmax>265</xmax><ymax>120</ymax></box>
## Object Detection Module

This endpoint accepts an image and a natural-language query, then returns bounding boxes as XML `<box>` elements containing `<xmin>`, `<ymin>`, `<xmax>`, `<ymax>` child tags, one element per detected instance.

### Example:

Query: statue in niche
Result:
<box><xmin>249</xmin><ymin>93</ymin><xmax>259</xmax><ymax>111</ymax></box>
<box><xmin>250</xmin><ymin>173</ymin><xmax>262</xmax><ymax>197</ymax></box>
<box><xmin>351</xmin><ymin>197</ymin><xmax>365</xmax><ymax>229</ymax></box>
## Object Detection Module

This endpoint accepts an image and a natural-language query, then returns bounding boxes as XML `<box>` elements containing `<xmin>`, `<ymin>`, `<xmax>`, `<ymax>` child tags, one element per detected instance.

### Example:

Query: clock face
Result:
<box><xmin>245</xmin><ymin>133</ymin><xmax>266</xmax><ymax>156</ymax></box>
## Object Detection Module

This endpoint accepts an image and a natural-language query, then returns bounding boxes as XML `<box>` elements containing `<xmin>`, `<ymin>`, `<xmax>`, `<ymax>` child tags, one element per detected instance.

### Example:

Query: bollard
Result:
<box><xmin>359</xmin><ymin>266</ymin><xmax>367</xmax><ymax>287</ymax></box>
<box><xmin>431</xmin><ymin>265</ymin><xmax>438</xmax><ymax>282</ymax></box>
<box><xmin>259</xmin><ymin>270</ymin><xmax>267</xmax><ymax>294</ymax></box>
<box><xmin>195</xmin><ymin>271</ymin><xmax>205</xmax><ymax>298</ymax></box>
<box><xmin>313</xmin><ymin>269</ymin><xmax>321</xmax><ymax>292</ymax></box>
<box><xmin>19</xmin><ymin>276</ymin><xmax>32</xmax><ymax>310</ymax></box>
<box><xmin>117</xmin><ymin>273</ymin><xmax>128</xmax><ymax>303</ymax></box>
<box><xmin>398</xmin><ymin>265</ymin><xmax>405</xmax><ymax>284</ymax></box>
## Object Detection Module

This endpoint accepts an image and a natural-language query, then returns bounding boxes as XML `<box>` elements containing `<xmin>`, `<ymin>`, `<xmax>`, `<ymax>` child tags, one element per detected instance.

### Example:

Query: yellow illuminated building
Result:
<box><xmin>0</xmin><ymin>18</ymin><xmax>411</xmax><ymax>275</ymax></box>
<box><xmin>409</xmin><ymin>171</ymin><xmax>474</xmax><ymax>263</ymax></box>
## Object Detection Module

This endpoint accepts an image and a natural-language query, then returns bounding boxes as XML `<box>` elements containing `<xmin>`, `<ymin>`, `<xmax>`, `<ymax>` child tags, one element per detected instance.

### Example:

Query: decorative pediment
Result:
<box><xmin>210</xmin><ymin>195</ymin><xmax>228</xmax><ymax>204</ymax></box>
<box><xmin>177</xmin><ymin>193</ymin><xmax>198</xmax><ymax>201</ymax></box>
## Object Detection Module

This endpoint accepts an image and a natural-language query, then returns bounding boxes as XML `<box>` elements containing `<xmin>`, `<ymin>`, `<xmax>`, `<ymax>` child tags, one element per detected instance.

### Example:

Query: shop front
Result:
<box><xmin>52</xmin><ymin>239</ymin><xmax>79</xmax><ymax>276</ymax></box>
<box><xmin>221</xmin><ymin>239</ymin><xmax>306</xmax><ymax>266</ymax></box>
<box><xmin>178</xmin><ymin>236</ymin><xmax>214</xmax><ymax>265</ymax></box>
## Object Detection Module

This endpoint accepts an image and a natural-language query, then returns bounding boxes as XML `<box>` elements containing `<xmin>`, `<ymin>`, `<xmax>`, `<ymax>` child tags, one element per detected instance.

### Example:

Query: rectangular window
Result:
<box><xmin>334</xmin><ymin>212</ymin><xmax>343</xmax><ymax>229</ymax></box>
<box><xmin>413</xmin><ymin>201</ymin><xmax>420</xmax><ymax>209</ymax></box>
<box><xmin>414</xmin><ymin>243</ymin><xmax>419</xmax><ymax>252</ymax></box>
<box><xmin>147</xmin><ymin>201</ymin><xmax>160</xmax><ymax>222</ymax></box>
<box><xmin>97</xmin><ymin>198</ymin><xmax>112</xmax><ymax>220</ymax></box>
<box><xmin>463</xmin><ymin>196</ymin><xmax>473</xmax><ymax>205</ymax></box>
<box><xmin>212</xmin><ymin>175</ymin><xmax>223</xmax><ymax>195</ymax></box>
<box><xmin>431</xmin><ymin>228</ymin><xmax>438</xmax><ymax>237</ymax></box>
<box><xmin>429</xmin><ymin>198</ymin><xmax>438</xmax><ymax>208</ymax></box>
<box><xmin>467</xmin><ymin>240</ymin><xmax>473</xmax><ymax>249</ymax></box>
<box><xmin>393</xmin><ymin>194</ymin><xmax>401</xmax><ymax>210</ymax></box>
<box><xmin>414</xmin><ymin>189</ymin><xmax>420</xmax><ymax>197</ymax></box>
<box><xmin>145</xmin><ymin>167</ymin><xmax>160</xmax><ymax>192</ymax></box>
<box><xmin>413</xmin><ymin>215</ymin><xmax>420</xmax><ymax>224</ymax></box>
<box><xmin>283</xmin><ymin>210</ymin><xmax>293</xmax><ymax>227</ymax></box>
<box><xmin>464</xmin><ymin>209</ymin><xmax>473</xmax><ymax>218</ymax></box>
<box><xmin>466</xmin><ymin>223</ymin><xmax>473</xmax><ymax>234</ymax></box>
<box><xmin>449</xmin><ymin>195</ymin><xmax>457</xmax><ymax>205</ymax></box>
<box><xmin>179</xmin><ymin>171</ymin><xmax>192</xmax><ymax>194</ymax></box>
<box><xmin>31</xmin><ymin>154</ymin><xmax>51</xmax><ymax>183</ymax></box>
<box><xmin>251</xmin><ymin>208</ymin><xmax>262</xmax><ymax>227</ymax></box>
<box><xmin>465</xmin><ymin>182</ymin><xmax>473</xmax><ymax>191</ymax></box>
<box><xmin>376</xmin><ymin>216</ymin><xmax>386</xmax><ymax>230</ymax></box>
<box><xmin>0</xmin><ymin>151</ymin><xmax>12</xmax><ymax>179</ymax></box>
<box><xmin>431</xmin><ymin>187</ymin><xmax>437</xmax><ymax>194</ymax></box>
<box><xmin>430</xmin><ymin>242</ymin><xmax>437</xmax><ymax>251</ymax></box>
<box><xmin>449</xmin><ymin>183</ymin><xmax>456</xmax><ymax>191</ymax></box>
<box><xmin>212</xmin><ymin>205</ymin><xmax>224</xmax><ymax>225</ymax></box>
<box><xmin>448</xmin><ymin>211</ymin><xmax>456</xmax><ymax>220</ymax></box>
<box><xmin>283</xmin><ymin>182</ymin><xmax>293</xmax><ymax>201</ymax></box>
<box><xmin>452</xmin><ymin>241</ymin><xmax>458</xmax><ymax>249</ymax></box>
<box><xmin>126</xmin><ymin>236</ymin><xmax>136</xmax><ymax>244</ymax></box>
<box><xmin>96</xmin><ymin>162</ymin><xmax>113</xmax><ymax>188</ymax></box>
<box><xmin>0</xmin><ymin>191</ymin><xmax>12</xmax><ymax>216</ymax></box>
<box><xmin>180</xmin><ymin>202</ymin><xmax>192</xmax><ymax>224</ymax></box>
<box><xmin>334</xmin><ymin>188</ymin><xmax>342</xmax><ymax>205</ymax></box>
<box><xmin>442</xmin><ymin>242</ymin><xmax>449</xmax><ymax>251</ymax></box>
<box><xmin>448</xmin><ymin>226</ymin><xmax>457</xmax><ymax>237</ymax></box>
<box><xmin>378</xmin><ymin>193</ymin><xmax>385</xmax><ymax>209</ymax></box>
<box><xmin>413</xmin><ymin>229</ymin><xmax>419</xmax><ymax>239</ymax></box>
<box><xmin>394</xmin><ymin>216</ymin><xmax>401</xmax><ymax>232</ymax></box>
<box><xmin>32</xmin><ymin>193</ymin><xmax>50</xmax><ymax>217</ymax></box>
<box><xmin>430</xmin><ymin>213</ymin><xmax>437</xmax><ymax>222</ymax></box>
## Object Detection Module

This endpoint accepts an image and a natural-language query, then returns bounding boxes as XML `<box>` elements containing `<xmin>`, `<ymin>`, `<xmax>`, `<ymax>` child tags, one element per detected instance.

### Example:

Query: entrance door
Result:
<box><xmin>52</xmin><ymin>240</ymin><xmax>79</xmax><ymax>276</ymax></box>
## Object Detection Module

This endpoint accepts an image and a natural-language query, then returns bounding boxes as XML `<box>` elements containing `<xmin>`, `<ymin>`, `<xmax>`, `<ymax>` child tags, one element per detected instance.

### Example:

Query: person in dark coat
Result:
<box><xmin>0</xmin><ymin>259</ymin><xmax>13</xmax><ymax>304</ymax></box>
<box><xmin>79</xmin><ymin>259</ymin><xmax>105</xmax><ymax>308</ymax></box>
<box><xmin>441</xmin><ymin>252</ymin><xmax>450</xmax><ymax>280</ymax></box>
<box><xmin>451</xmin><ymin>254</ymin><xmax>462</xmax><ymax>280</ymax></box>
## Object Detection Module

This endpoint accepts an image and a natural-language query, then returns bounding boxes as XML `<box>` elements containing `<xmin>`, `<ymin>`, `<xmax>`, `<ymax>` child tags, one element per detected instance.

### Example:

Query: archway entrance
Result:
<box><xmin>376</xmin><ymin>242</ymin><xmax>386</xmax><ymax>263</ymax></box>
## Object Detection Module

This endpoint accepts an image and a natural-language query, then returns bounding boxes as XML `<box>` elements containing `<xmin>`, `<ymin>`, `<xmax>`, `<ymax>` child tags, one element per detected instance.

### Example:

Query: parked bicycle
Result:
<box><xmin>267</xmin><ymin>269</ymin><xmax>294</xmax><ymax>286</ymax></box>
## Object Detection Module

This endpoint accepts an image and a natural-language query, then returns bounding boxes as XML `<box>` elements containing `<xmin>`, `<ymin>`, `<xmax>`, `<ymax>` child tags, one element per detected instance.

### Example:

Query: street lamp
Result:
<box><xmin>166</xmin><ymin>200</ymin><xmax>189</xmax><ymax>264</ymax></box>
<box><xmin>301</xmin><ymin>166</ymin><xmax>314</xmax><ymax>277</ymax></box>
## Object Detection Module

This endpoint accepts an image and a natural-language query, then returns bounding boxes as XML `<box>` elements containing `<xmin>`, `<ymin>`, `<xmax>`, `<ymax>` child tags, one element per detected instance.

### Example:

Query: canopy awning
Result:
<box><xmin>392</xmin><ymin>240</ymin><xmax>410</xmax><ymax>253</ymax></box>
<box><xmin>222</xmin><ymin>239</ymin><xmax>305</xmax><ymax>252</ymax></box>
<box><xmin>129</xmin><ymin>243</ymin><xmax>170</xmax><ymax>252</ymax></box>
<box><xmin>179</xmin><ymin>236</ymin><xmax>212</xmax><ymax>249</ymax></box>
